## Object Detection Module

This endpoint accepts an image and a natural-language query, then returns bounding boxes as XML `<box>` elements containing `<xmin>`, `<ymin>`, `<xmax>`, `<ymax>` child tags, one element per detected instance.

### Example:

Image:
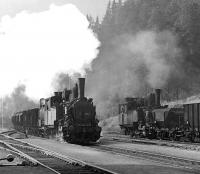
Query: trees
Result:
<box><xmin>87</xmin><ymin>0</ymin><xmax>200</xmax><ymax>116</ymax></box>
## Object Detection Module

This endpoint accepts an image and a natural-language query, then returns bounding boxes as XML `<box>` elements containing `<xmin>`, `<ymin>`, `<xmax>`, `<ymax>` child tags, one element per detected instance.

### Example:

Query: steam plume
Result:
<box><xmin>52</xmin><ymin>72</ymin><xmax>81</xmax><ymax>91</ymax></box>
<box><xmin>0</xmin><ymin>4</ymin><xmax>99</xmax><ymax>99</ymax></box>
<box><xmin>2</xmin><ymin>84</ymin><xmax>38</xmax><ymax>127</ymax></box>
<box><xmin>86</xmin><ymin>30</ymin><xmax>181</xmax><ymax>118</ymax></box>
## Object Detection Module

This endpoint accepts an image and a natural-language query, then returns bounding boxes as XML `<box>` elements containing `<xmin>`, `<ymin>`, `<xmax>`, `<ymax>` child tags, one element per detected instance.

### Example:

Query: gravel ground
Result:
<box><xmin>103</xmin><ymin>132</ymin><xmax>200</xmax><ymax>151</ymax></box>
<box><xmin>8</xmin><ymin>132</ymin><xmax>28</xmax><ymax>139</ymax></box>
<box><xmin>0</xmin><ymin>166</ymin><xmax>55</xmax><ymax>174</ymax></box>
<box><xmin>0</xmin><ymin>129</ymin><xmax>9</xmax><ymax>133</ymax></box>
<box><xmin>21</xmin><ymin>137</ymin><xmax>198</xmax><ymax>174</ymax></box>
<box><xmin>0</xmin><ymin>142</ymin><xmax>55</xmax><ymax>174</ymax></box>
<box><xmin>100</xmin><ymin>138</ymin><xmax>200</xmax><ymax>162</ymax></box>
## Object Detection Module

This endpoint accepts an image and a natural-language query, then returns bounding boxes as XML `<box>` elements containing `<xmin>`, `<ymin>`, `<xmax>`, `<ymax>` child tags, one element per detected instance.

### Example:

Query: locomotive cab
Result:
<box><xmin>119</xmin><ymin>99</ymin><xmax>145</xmax><ymax>135</ymax></box>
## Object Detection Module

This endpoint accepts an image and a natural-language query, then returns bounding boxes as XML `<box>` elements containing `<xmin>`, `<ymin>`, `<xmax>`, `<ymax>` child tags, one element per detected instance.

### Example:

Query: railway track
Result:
<box><xmin>91</xmin><ymin>143</ymin><xmax>200</xmax><ymax>170</ymax></box>
<box><xmin>32</xmin><ymin>130</ymin><xmax>200</xmax><ymax>171</ymax></box>
<box><xmin>103</xmin><ymin>132</ymin><xmax>200</xmax><ymax>151</ymax></box>
<box><xmin>2</xmin><ymin>130</ymin><xmax>200</xmax><ymax>173</ymax></box>
<box><xmin>0</xmin><ymin>132</ymin><xmax>117</xmax><ymax>174</ymax></box>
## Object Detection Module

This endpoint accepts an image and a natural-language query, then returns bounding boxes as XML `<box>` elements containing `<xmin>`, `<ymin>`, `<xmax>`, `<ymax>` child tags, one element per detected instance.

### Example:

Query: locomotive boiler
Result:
<box><xmin>118</xmin><ymin>89</ymin><xmax>192</xmax><ymax>140</ymax></box>
<box><xmin>12</xmin><ymin>78</ymin><xmax>101</xmax><ymax>144</ymax></box>
<box><xmin>118</xmin><ymin>89</ymin><xmax>164</xmax><ymax>136</ymax></box>
<box><xmin>62</xmin><ymin>78</ymin><xmax>101</xmax><ymax>143</ymax></box>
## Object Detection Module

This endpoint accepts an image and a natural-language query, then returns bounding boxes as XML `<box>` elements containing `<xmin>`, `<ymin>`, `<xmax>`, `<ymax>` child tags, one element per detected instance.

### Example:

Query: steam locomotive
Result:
<box><xmin>119</xmin><ymin>89</ymin><xmax>200</xmax><ymax>142</ymax></box>
<box><xmin>12</xmin><ymin>78</ymin><xmax>101</xmax><ymax>144</ymax></box>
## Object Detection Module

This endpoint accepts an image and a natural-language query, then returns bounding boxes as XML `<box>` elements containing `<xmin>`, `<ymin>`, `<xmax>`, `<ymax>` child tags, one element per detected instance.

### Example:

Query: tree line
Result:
<box><xmin>87</xmin><ymin>0</ymin><xmax>200</xmax><ymax>102</ymax></box>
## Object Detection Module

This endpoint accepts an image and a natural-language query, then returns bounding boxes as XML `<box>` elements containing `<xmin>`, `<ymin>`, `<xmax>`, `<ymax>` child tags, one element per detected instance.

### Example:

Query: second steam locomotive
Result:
<box><xmin>12</xmin><ymin>78</ymin><xmax>101</xmax><ymax>144</ymax></box>
<box><xmin>119</xmin><ymin>89</ymin><xmax>200</xmax><ymax>142</ymax></box>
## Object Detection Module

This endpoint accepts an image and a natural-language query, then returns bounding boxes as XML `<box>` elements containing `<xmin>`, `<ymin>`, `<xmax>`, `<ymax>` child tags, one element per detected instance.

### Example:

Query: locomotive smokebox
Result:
<box><xmin>78</xmin><ymin>78</ymin><xmax>85</xmax><ymax>99</ymax></box>
<box><xmin>155</xmin><ymin>89</ymin><xmax>161</xmax><ymax>107</ymax></box>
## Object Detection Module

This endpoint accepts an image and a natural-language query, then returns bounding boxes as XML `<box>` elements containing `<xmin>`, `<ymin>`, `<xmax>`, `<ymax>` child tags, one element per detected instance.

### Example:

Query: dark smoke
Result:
<box><xmin>51</xmin><ymin>31</ymin><xmax>182</xmax><ymax>120</ymax></box>
<box><xmin>51</xmin><ymin>0</ymin><xmax>200</xmax><ymax>122</ymax></box>
<box><xmin>52</xmin><ymin>72</ymin><xmax>81</xmax><ymax>91</ymax></box>
<box><xmin>85</xmin><ymin>30</ymin><xmax>182</xmax><ymax>119</ymax></box>
<box><xmin>52</xmin><ymin>73</ymin><xmax>73</xmax><ymax>91</ymax></box>
<box><xmin>2</xmin><ymin>84</ymin><xmax>38</xmax><ymax>127</ymax></box>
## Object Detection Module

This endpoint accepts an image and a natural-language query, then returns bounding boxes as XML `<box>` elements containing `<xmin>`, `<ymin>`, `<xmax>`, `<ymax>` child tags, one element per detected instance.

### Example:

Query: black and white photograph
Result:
<box><xmin>0</xmin><ymin>0</ymin><xmax>200</xmax><ymax>174</ymax></box>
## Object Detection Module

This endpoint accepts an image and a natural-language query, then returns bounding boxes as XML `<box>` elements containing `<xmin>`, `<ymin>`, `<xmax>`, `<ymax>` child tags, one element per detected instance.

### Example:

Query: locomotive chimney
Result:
<box><xmin>155</xmin><ymin>89</ymin><xmax>161</xmax><ymax>107</ymax></box>
<box><xmin>78</xmin><ymin>78</ymin><xmax>85</xmax><ymax>99</ymax></box>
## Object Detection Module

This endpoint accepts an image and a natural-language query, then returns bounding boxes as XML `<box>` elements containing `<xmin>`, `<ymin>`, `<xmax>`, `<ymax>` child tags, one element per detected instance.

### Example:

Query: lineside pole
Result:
<box><xmin>69</xmin><ymin>77</ymin><xmax>71</xmax><ymax>89</ymax></box>
<box><xmin>1</xmin><ymin>97</ymin><xmax>3</xmax><ymax>130</ymax></box>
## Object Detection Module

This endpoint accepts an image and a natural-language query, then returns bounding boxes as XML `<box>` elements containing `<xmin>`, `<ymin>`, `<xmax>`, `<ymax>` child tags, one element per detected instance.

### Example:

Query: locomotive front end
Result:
<box><xmin>72</xmin><ymin>99</ymin><xmax>101</xmax><ymax>143</ymax></box>
<box><xmin>62</xmin><ymin>78</ymin><xmax>101</xmax><ymax>144</ymax></box>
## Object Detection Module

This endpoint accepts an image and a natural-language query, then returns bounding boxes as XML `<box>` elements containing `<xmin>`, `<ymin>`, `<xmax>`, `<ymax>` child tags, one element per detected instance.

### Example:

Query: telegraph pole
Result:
<box><xmin>69</xmin><ymin>77</ymin><xmax>71</xmax><ymax>89</ymax></box>
<box><xmin>1</xmin><ymin>97</ymin><xmax>3</xmax><ymax>130</ymax></box>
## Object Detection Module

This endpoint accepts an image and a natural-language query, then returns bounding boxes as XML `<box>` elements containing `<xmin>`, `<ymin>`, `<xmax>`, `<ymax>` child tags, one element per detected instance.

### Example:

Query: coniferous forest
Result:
<box><xmin>86</xmin><ymin>0</ymin><xmax>200</xmax><ymax>117</ymax></box>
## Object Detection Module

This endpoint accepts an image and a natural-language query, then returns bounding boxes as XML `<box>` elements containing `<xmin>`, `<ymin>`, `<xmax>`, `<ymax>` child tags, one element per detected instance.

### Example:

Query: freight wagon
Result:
<box><xmin>12</xmin><ymin>108</ymin><xmax>39</xmax><ymax>134</ymax></box>
<box><xmin>183</xmin><ymin>103</ymin><xmax>200</xmax><ymax>141</ymax></box>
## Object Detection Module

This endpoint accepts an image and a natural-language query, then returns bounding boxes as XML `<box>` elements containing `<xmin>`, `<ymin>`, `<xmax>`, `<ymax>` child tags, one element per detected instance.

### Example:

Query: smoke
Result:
<box><xmin>86</xmin><ymin>30</ymin><xmax>181</xmax><ymax>118</ymax></box>
<box><xmin>1</xmin><ymin>84</ymin><xmax>38</xmax><ymax>127</ymax></box>
<box><xmin>4</xmin><ymin>85</ymin><xmax>38</xmax><ymax>113</ymax></box>
<box><xmin>52</xmin><ymin>72</ymin><xmax>81</xmax><ymax>91</ymax></box>
<box><xmin>0</xmin><ymin>4</ymin><xmax>99</xmax><ymax>99</ymax></box>
<box><xmin>128</xmin><ymin>31</ymin><xmax>181</xmax><ymax>88</ymax></box>
<box><xmin>99</xmin><ymin>115</ymin><xmax>121</xmax><ymax>133</ymax></box>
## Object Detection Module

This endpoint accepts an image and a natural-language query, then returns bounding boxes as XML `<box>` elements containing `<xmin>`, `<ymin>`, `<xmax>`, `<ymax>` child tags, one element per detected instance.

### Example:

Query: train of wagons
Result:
<box><xmin>12</xmin><ymin>78</ymin><xmax>101</xmax><ymax>144</ymax></box>
<box><xmin>119</xmin><ymin>89</ymin><xmax>200</xmax><ymax>142</ymax></box>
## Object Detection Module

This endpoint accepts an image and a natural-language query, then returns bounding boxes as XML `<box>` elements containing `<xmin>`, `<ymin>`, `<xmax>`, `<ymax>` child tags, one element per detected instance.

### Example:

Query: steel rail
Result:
<box><xmin>90</xmin><ymin>143</ymin><xmax>200</xmax><ymax>171</ymax></box>
<box><xmin>1</xmin><ymin>134</ymin><xmax>119</xmax><ymax>174</ymax></box>
<box><xmin>103</xmin><ymin>133</ymin><xmax>200</xmax><ymax>147</ymax></box>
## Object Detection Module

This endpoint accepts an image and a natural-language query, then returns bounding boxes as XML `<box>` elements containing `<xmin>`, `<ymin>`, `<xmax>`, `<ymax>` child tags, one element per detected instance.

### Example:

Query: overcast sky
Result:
<box><xmin>0</xmin><ymin>2</ymin><xmax>102</xmax><ymax>98</ymax></box>
<box><xmin>0</xmin><ymin>0</ymin><xmax>115</xmax><ymax>98</ymax></box>
<box><xmin>0</xmin><ymin>0</ymin><xmax>109</xmax><ymax>20</ymax></box>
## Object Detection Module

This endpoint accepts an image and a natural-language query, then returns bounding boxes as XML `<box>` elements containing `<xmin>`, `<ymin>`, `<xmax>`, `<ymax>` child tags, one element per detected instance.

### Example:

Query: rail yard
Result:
<box><xmin>0</xmin><ymin>130</ymin><xmax>115</xmax><ymax>174</ymax></box>
<box><xmin>0</xmin><ymin>130</ymin><xmax>199</xmax><ymax>174</ymax></box>
<box><xmin>4</xmin><ymin>77</ymin><xmax>200</xmax><ymax>174</ymax></box>
<box><xmin>2</xmin><ymin>0</ymin><xmax>200</xmax><ymax>174</ymax></box>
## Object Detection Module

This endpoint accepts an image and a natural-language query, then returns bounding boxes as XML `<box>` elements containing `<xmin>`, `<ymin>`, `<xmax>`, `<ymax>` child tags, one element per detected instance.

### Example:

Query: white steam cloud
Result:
<box><xmin>0</xmin><ymin>4</ymin><xmax>99</xmax><ymax>98</ymax></box>
<box><xmin>128</xmin><ymin>31</ymin><xmax>180</xmax><ymax>88</ymax></box>
<box><xmin>86</xmin><ymin>30</ymin><xmax>181</xmax><ymax>118</ymax></box>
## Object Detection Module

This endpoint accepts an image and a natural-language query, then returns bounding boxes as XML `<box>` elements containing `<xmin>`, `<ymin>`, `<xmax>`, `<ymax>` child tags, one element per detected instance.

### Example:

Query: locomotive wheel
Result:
<box><xmin>161</xmin><ymin>133</ymin><xmax>165</xmax><ymax>140</ymax></box>
<box><xmin>190</xmin><ymin>134</ymin><xmax>195</xmax><ymax>142</ymax></box>
<box><xmin>63</xmin><ymin>133</ymin><xmax>76</xmax><ymax>143</ymax></box>
<box><xmin>130</xmin><ymin>131</ymin><xmax>134</xmax><ymax>137</ymax></box>
<box><xmin>63</xmin><ymin>135</ymin><xmax>70</xmax><ymax>142</ymax></box>
<box><xmin>175</xmin><ymin>136</ymin><xmax>180</xmax><ymax>141</ymax></box>
<box><xmin>169</xmin><ymin>133</ymin><xmax>174</xmax><ymax>141</ymax></box>
<box><xmin>124</xmin><ymin>128</ymin><xmax>128</xmax><ymax>135</ymax></box>
<box><xmin>148</xmin><ymin>132</ymin><xmax>156</xmax><ymax>139</ymax></box>
<box><xmin>174</xmin><ymin>134</ymin><xmax>180</xmax><ymax>141</ymax></box>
